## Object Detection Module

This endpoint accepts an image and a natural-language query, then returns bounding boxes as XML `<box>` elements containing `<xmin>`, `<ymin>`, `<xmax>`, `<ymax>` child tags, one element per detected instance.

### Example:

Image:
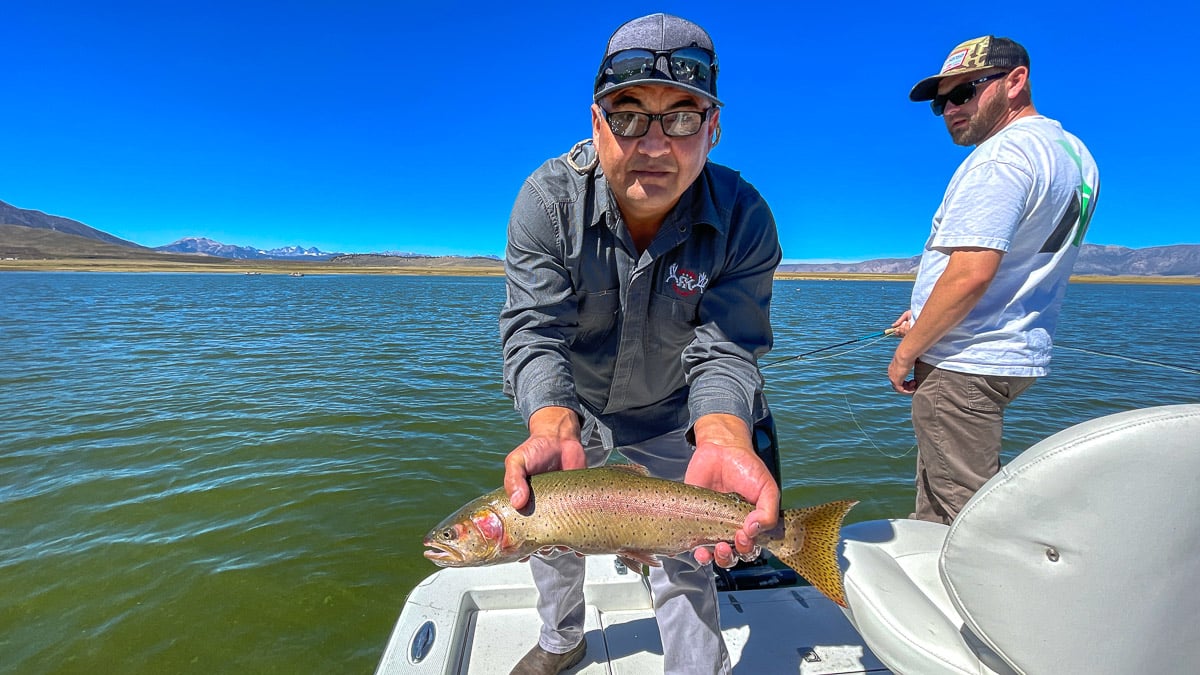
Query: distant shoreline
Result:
<box><xmin>1</xmin><ymin>258</ymin><xmax>1198</xmax><ymax>285</ymax></box>
<box><xmin>0</xmin><ymin>258</ymin><xmax>505</xmax><ymax>277</ymax></box>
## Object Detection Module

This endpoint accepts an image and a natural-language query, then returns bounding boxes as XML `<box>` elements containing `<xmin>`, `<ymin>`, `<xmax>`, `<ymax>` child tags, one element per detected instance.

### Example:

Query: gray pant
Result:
<box><xmin>530</xmin><ymin>423</ymin><xmax>731</xmax><ymax>675</ymax></box>
<box><xmin>910</xmin><ymin>361</ymin><xmax>1036</xmax><ymax>524</ymax></box>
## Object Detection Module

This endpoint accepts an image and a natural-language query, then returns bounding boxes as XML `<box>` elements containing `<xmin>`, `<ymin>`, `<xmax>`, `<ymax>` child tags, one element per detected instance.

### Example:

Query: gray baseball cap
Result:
<box><xmin>593</xmin><ymin>13</ymin><xmax>722</xmax><ymax>106</ymax></box>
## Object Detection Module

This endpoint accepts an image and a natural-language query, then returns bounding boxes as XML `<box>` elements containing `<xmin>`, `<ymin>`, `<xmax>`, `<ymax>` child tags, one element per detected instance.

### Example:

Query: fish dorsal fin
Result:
<box><xmin>607</xmin><ymin>464</ymin><xmax>651</xmax><ymax>476</ymax></box>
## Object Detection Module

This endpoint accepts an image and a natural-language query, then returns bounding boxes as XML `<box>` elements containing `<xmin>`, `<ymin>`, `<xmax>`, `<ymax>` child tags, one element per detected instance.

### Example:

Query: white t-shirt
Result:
<box><xmin>911</xmin><ymin>115</ymin><xmax>1100</xmax><ymax>376</ymax></box>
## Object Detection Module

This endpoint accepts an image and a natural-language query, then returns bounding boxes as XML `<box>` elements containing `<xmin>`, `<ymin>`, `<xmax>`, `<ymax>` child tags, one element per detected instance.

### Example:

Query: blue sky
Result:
<box><xmin>4</xmin><ymin>1</ymin><xmax>1195</xmax><ymax>262</ymax></box>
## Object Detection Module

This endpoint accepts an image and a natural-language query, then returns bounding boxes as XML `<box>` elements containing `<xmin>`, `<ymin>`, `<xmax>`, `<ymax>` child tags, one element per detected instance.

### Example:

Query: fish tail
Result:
<box><xmin>772</xmin><ymin>500</ymin><xmax>858</xmax><ymax>607</ymax></box>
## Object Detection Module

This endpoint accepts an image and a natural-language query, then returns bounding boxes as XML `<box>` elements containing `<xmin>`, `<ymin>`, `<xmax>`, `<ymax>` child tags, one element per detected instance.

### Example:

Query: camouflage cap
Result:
<box><xmin>909</xmin><ymin>36</ymin><xmax>1029</xmax><ymax>101</ymax></box>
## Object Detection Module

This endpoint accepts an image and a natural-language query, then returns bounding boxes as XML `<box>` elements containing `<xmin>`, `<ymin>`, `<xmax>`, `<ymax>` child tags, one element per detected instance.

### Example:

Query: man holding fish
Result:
<box><xmin>495</xmin><ymin>12</ymin><xmax>784</xmax><ymax>675</ymax></box>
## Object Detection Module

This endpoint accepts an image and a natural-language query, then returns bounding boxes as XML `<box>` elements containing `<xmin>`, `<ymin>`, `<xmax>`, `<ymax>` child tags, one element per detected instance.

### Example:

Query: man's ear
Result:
<box><xmin>709</xmin><ymin>107</ymin><xmax>722</xmax><ymax>148</ymax></box>
<box><xmin>1006</xmin><ymin>66</ymin><xmax>1030</xmax><ymax>101</ymax></box>
<box><xmin>591</xmin><ymin>104</ymin><xmax>605</xmax><ymax>141</ymax></box>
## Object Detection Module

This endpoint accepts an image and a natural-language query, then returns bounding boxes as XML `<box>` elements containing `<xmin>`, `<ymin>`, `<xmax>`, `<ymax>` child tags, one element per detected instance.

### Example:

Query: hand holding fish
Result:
<box><xmin>503</xmin><ymin>406</ymin><xmax>587</xmax><ymax>510</ymax></box>
<box><xmin>423</xmin><ymin>464</ymin><xmax>858</xmax><ymax>606</ymax></box>
<box><xmin>685</xmin><ymin>413</ymin><xmax>780</xmax><ymax>569</ymax></box>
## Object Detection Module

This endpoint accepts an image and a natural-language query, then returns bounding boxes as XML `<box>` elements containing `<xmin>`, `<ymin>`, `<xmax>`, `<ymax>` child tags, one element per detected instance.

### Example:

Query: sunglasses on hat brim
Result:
<box><xmin>595</xmin><ymin>47</ymin><xmax>717</xmax><ymax>98</ymax></box>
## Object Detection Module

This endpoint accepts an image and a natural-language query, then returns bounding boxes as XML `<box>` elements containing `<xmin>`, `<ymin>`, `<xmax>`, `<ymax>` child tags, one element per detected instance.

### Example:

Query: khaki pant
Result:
<box><xmin>910</xmin><ymin>361</ymin><xmax>1037</xmax><ymax>524</ymax></box>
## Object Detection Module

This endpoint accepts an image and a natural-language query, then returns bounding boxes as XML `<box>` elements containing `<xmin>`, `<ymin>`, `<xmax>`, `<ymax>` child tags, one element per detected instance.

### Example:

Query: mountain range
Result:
<box><xmin>155</xmin><ymin>236</ymin><xmax>344</xmax><ymax>260</ymax></box>
<box><xmin>2</xmin><ymin>198</ymin><xmax>1196</xmax><ymax>276</ymax></box>
<box><xmin>777</xmin><ymin>243</ymin><xmax>1200</xmax><ymax>277</ymax></box>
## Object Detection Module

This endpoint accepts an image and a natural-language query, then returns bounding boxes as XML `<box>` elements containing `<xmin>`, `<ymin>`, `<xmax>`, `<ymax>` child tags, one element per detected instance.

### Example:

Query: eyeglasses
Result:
<box><xmin>931</xmin><ymin>72</ymin><xmax>1009</xmax><ymax>116</ymax></box>
<box><xmin>595</xmin><ymin>47</ymin><xmax>718</xmax><ymax>97</ymax></box>
<box><xmin>601</xmin><ymin>108</ymin><xmax>715</xmax><ymax>138</ymax></box>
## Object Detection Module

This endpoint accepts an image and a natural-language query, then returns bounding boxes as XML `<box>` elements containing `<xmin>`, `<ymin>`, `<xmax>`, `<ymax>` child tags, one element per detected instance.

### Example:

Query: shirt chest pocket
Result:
<box><xmin>647</xmin><ymin>290</ymin><xmax>701</xmax><ymax>353</ymax></box>
<box><xmin>573</xmin><ymin>289</ymin><xmax>620</xmax><ymax>346</ymax></box>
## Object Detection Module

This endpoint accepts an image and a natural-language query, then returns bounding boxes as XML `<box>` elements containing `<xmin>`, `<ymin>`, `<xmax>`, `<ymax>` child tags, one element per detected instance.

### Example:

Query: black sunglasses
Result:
<box><xmin>601</xmin><ymin>108</ymin><xmax>715</xmax><ymax>138</ymax></box>
<box><xmin>931</xmin><ymin>72</ymin><xmax>1009</xmax><ymax>116</ymax></box>
<box><xmin>595</xmin><ymin>47</ymin><xmax>718</xmax><ymax>97</ymax></box>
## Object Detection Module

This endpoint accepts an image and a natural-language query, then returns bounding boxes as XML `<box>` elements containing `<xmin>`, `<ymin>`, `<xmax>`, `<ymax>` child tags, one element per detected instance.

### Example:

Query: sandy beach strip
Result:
<box><xmin>1</xmin><ymin>258</ymin><xmax>1197</xmax><ymax>284</ymax></box>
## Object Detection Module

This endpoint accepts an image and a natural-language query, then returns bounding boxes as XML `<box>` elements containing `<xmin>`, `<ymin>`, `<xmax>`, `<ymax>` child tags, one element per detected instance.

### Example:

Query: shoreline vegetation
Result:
<box><xmin>1</xmin><ymin>257</ymin><xmax>1198</xmax><ymax>284</ymax></box>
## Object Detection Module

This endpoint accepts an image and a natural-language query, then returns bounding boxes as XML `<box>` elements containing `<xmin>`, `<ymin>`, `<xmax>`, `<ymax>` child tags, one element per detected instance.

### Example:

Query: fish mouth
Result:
<box><xmin>422</xmin><ymin>541</ymin><xmax>466</xmax><ymax>567</ymax></box>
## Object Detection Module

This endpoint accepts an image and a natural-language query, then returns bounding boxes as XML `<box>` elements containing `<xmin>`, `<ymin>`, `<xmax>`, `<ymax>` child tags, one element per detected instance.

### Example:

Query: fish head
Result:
<box><xmin>423</xmin><ymin>503</ymin><xmax>509</xmax><ymax>567</ymax></box>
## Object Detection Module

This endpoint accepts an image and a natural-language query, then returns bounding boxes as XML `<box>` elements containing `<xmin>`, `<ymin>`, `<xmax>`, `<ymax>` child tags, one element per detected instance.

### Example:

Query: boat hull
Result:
<box><xmin>376</xmin><ymin>555</ymin><xmax>888</xmax><ymax>674</ymax></box>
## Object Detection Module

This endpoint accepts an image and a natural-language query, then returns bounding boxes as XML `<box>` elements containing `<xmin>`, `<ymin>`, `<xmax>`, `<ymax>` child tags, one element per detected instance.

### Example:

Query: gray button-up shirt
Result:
<box><xmin>500</xmin><ymin>141</ymin><xmax>781</xmax><ymax>447</ymax></box>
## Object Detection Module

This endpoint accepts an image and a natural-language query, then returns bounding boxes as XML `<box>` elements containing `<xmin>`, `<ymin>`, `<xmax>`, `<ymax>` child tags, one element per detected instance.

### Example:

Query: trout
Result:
<box><xmin>423</xmin><ymin>465</ymin><xmax>857</xmax><ymax>607</ymax></box>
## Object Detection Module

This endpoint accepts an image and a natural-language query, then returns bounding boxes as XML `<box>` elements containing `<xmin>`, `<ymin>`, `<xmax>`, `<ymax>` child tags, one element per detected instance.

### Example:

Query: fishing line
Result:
<box><xmin>760</xmin><ymin>328</ymin><xmax>896</xmax><ymax>369</ymax></box>
<box><xmin>762</xmin><ymin>329</ymin><xmax>1199</xmax><ymax>462</ymax></box>
<box><xmin>761</xmin><ymin>329</ymin><xmax>913</xmax><ymax>457</ymax></box>
<box><xmin>843</xmin><ymin>393</ymin><xmax>916</xmax><ymax>459</ymax></box>
<box><xmin>1056</xmin><ymin>345</ymin><xmax>1200</xmax><ymax>376</ymax></box>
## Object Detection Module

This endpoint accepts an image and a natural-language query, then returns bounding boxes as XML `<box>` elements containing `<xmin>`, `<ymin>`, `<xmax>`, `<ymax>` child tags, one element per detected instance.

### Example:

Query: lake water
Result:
<box><xmin>1</xmin><ymin>272</ymin><xmax>1197</xmax><ymax>673</ymax></box>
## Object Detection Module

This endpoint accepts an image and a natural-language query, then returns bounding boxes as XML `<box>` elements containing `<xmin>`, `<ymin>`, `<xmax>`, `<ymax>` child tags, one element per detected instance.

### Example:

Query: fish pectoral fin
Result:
<box><xmin>533</xmin><ymin>546</ymin><xmax>583</xmax><ymax>560</ymax></box>
<box><xmin>616</xmin><ymin>550</ymin><xmax>660</xmax><ymax>568</ymax></box>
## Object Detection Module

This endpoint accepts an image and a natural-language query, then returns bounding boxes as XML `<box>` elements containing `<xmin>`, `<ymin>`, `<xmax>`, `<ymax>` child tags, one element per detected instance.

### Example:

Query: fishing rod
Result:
<box><xmin>761</xmin><ymin>328</ymin><xmax>896</xmax><ymax>369</ymax></box>
<box><xmin>761</xmin><ymin>330</ymin><xmax>1200</xmax><ymax>376</ymax></box>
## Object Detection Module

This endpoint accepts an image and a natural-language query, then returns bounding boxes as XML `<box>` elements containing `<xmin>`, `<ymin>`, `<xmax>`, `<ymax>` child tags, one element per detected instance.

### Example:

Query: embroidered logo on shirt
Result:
<box><xmin>665</xmin><ymin>263</ymin><xmax>709</xmax><ymax>297</ymax></box>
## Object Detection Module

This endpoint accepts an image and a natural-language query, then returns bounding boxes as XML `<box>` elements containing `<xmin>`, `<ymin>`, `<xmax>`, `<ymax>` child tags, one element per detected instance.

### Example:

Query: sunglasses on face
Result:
<box><xmin>931</xmin><ymin>71</ymin><xmax>1009</xmax><ymax>116</ymax></box>
<box><xmin>595</xmin><ymin>47</ymin><xmax>718</xmax><ymax>96</ymax></box>
<box><xmin>601</xmin><ymin>108</ymin><xmax>715</xmax><ymax>138</ymax></box>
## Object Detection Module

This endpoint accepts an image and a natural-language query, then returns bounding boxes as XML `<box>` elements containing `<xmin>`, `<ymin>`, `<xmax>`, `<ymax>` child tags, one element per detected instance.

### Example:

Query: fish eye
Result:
<box><xmin>439</xmin><ymin>529</ymin><xmax>454</xmax><ymax>541</ymax></box>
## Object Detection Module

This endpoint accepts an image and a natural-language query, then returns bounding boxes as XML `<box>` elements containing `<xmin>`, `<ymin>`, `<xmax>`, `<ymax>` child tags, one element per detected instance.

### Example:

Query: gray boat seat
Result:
<box><xmin>838</xmin><ymin>404</ymin><xmax>1200</xmax><ymax>675</ymax></box>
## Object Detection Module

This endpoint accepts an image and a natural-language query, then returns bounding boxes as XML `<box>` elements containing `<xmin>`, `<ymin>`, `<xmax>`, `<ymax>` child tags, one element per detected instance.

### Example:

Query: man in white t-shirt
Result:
<box><xmin>888</xmin><ymin>35</ymin><xmax>1100</xmax><ymax>524</ymax></box>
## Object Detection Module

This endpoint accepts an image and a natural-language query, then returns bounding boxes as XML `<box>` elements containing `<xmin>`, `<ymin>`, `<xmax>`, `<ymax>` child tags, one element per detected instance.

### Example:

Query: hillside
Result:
<box><xmin>0</xmin><ymin>201</ymin><xmax>145</xmax><ymax>249</ymax></box>
<box><xmin>778</xmin><ymin>244</ymin><xmax>1200</xmax><ymax>277</ymax></box>
<box><xmin>0</xmin><ymin>224</ymin><xmax>224</xmax><ymax>264</ymax></box>
<box><xmin>1074</xmin><ymin>244</ymin><xmax>1200</xmax><ymax>276</ymax></box>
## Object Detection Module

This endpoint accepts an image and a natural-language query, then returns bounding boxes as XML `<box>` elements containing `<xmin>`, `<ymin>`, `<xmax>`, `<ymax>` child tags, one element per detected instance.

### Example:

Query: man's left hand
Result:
<box><xmin>684</xmin><ymin>413</ymin><xmax>779</xmax><ymax>569</ymax></box>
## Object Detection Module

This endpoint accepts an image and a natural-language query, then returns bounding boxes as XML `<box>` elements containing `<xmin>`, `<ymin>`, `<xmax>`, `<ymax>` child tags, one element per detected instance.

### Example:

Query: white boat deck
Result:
<box><xmin>377</xmin><ymin>555</ymin><xmax>890</xmax><ymax>674</ymax></box>
<box><xmin>379</xmin><ymin>406</ymin><xmax>1200</xmax><ymax>674</ymax></box>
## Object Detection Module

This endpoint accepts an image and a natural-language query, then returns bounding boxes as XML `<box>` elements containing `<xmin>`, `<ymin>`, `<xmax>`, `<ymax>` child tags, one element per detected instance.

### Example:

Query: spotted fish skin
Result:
<box><xmin>423</xmin><ymin>465</ymin><xmax>857</xmax><ymax>607</ymax></box>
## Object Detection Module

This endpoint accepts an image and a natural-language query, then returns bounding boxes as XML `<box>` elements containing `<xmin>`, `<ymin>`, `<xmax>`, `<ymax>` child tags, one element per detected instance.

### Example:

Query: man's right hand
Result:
<box><xmin>503</xmin><ymin>406</ymin><xmax>585</xmax><ymax>510</ymax></box>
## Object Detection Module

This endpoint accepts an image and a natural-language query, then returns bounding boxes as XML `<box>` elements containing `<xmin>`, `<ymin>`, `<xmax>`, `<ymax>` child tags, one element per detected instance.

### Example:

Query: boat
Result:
<box><xmin>376</xmin><ymin>403</ymin><xmax>1200</xmax><ymax>674</ymax></box>
<box><xmin>289</xmin><ymin>272</ymin><xmax>305</xmax><ymax>277</ymax></box>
